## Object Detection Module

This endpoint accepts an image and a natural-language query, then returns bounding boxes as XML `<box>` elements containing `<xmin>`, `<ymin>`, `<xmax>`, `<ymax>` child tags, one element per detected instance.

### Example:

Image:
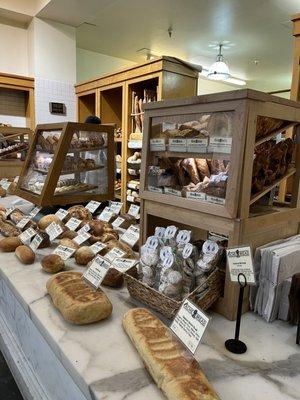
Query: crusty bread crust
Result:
<box><xmin>123</xmin><ymin>308</ymin><xmax>219</xmax><ymax>400</ymax></box>
<box><xmin>46</xmin><ymin>271</ymin><xmax>112</xmax><ymax>324</ymax></box>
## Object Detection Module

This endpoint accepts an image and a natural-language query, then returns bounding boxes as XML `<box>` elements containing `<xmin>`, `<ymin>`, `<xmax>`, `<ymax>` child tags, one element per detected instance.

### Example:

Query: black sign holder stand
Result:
<box><xmin>225</xmin><ymin>273</ymin><xmax>248</xmax><ymax>354</ymax></box>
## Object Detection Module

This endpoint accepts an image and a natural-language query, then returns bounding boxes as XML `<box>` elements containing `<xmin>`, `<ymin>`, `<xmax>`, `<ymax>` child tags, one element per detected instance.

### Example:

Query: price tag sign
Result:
<box><xmin>226</xmin><ymin>246</ymin><xmax>255</xmax><ymax>285</ymax></box>
<box><xmin>98</xmin><ymin>207</ymin><xmax>114</xmax><ymax>222</ymax></box>
<box><xmin>5</xmin><ymin>206</ymin><xmax>15</xmax><ymax>217</ymax></box>
<box><xmin>29</xmin><ymin>206</ymin><xmax>42</xmax><ymax>218</ymax></box>
<box><xmin>109</xmin><ymin>201</ymin><xmax>123</xmax><ymax>214</ymax></box>
<box><xmin>128</xmin><ymin>204</ymin><xmax>140</xmax><ymax>217</ymax></box>
<box><xmin>208</xmin><ymin>136</ymin><xmax>232</xmax><ymax>153</ymax></box>
<box><xmin>85</xmin><ymin>200</ymin><xmax>101</xmax><ymax>213</ymax></box>
<box><xmin>150</xmin><ymin>138</ymin><xmax>166</xmax><ymax>151</ymax></box>
<box><xmin>16</xmin><ymin>217</ymin><xmax>31</xmax><ymax>229</ymax></box>
<box><xmin>168</xmin><ymin>138</ymin><xmax>187</xmax><ymax>152</ymax></box>
<box><xmin>90</xmin><ymin>241</ymin><xmax>107</xmax><ymax>255</ymax></box>
<box><xmin>164</xmin><ymin>187</ymin><xmax>182</xmax><ymax>197</ymax></box>
<box><xmin>186</xmin><ymin>192</ymin><xmax>206</xmax><ymax>201</ymax></box>
<box><xmin>53</xmin><ymin>245</ymin><xmax>75</xmax><ymax>261</ymax></box>
<box><xmin>1</xmin><ymin>181</ymin><xmax>10</xmax><ymax>190</ymax></box>
<box><xmin>171</xmin><ymin>299</ymin><xmax>209</xmax><ymax>354</ymax></box>
<box><xmin>186</xmin><ymin>138</ymin><xmax>208</xmax><ymax>153</ymax></box>
<box><xmin>121</xmin><ymin>225</ymin><xmax>140</xmax><ymax>247</ymax></box>
<box><xmin>206</xmin><ymin>195</ymin><xmax>225</xmax><ymax>205</ymax></box>
<box><xmin>112</xmin><ymin>217</ymin><xmax>125</xmax><ymax>229</ymax></box>
<box><xmin>45</xmin><ymin>222</ymin><xmax>63</xmax><ymax>241</ymax></box>
<box><xmin>19</xmin><ymin>227</ymin><xmax>36</xmax><ymax>244</ymax></box>
<box><xmin>104</xmin><ymin>247</ymin><xmax>126</xmax><ymax>262</ymax></box>
<box><xmin>83</xmin><ymin>255</ymin><xmax>111</xmax><ymax>288</ymax></box>
<box><xmin>148</xmin><ymin>186</ymin><xmax>164</xmax><ymax>193</ymax></box>
<box><xmin>65</xmin><ymin>217</ymin><xmax>81</xmax><ymax>231</ymax></box>
<box><xmin>55</xmin><ymin>208</ymin><xmax>69</xmax><ymax>221</ymax></box>
<box><xmin>30</xmin><ymin>233</ymin><xmax>43</xmax><ymax>251</ymax></box>
<box><xmin>0</xmin><ymin>178</ymin><xmax>8</xmax><ymax>186</ymax></box>
<box><xmin>77</xmin><ymin>223</ymin><xmax>90</xmax><ymax>235</ymax></box>
<box><xmin>112</xmin><ymin>258</ymin><xmax>137</xmax><ymax>273</ymax></box>
<box><xmin>127</xmin><ymin>195</ymin><xmax>135</xmax><ymax>203</ymax></box>
<box><xmin>73</xmin><ymin>231</ymin><xmax>91</xmax><ymax>245</ymax></box>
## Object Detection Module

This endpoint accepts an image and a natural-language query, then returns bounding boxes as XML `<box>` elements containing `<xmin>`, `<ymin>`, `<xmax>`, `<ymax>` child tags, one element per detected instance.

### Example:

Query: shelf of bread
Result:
<box><xmin>33</xmin><ymin>165</ymin><xmax>104</xmax><ymax>175</ymax></box>
<box><xmin>255</xmin><ymin>116</ymin><xmax>296</xmax><ymax>146</ymax></box>
<box><xmin>150</xmin><ymin>150</ymin><xmax>231</xmax><ymax>161</ymax></box>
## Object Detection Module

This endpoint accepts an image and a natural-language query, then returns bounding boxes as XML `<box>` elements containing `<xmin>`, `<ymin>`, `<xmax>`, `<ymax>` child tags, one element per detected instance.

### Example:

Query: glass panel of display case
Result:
<box><xmin>147</xmin><ymin>111</ymin><xmax>233</xmax><ymax>205</ymax></box>
<box><xmin>54</xmin><ymin>129</ymin><xmax>108</xmax><ymax>196</ymax></box>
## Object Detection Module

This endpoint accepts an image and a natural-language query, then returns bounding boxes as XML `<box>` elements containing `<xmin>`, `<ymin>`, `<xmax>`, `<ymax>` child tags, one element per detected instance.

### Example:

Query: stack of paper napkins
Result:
<box><xmin>251</xmin><ymin>235</ymin><xmax>300</xmax><ymax>322</ymax></box>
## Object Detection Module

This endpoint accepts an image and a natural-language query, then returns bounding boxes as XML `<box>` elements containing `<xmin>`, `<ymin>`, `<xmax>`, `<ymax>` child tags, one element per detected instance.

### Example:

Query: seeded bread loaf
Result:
<box><xmin>123</xmin><ymin>308</ymin><xmax>219</xmax><ymax>400</ymax></box>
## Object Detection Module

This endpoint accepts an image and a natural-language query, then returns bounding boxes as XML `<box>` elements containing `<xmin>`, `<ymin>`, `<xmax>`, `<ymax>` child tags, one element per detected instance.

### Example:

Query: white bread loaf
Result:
<box><xmin>123</xmin><ymin>308</ymin><xmax>219</xmax><ymax>400</ymax></box>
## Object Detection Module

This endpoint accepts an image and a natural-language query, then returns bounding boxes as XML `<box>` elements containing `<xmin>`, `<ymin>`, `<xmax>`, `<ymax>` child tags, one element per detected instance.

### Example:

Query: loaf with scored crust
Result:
<box><xmin>46</xmin><ymin>271</ymin><xmax>112</xmax><ymax>324</ymax></box>
<box><xmin>123</xmin><ymin>308</ymin><xmax>219</xmax><ymax>400</ymax></box>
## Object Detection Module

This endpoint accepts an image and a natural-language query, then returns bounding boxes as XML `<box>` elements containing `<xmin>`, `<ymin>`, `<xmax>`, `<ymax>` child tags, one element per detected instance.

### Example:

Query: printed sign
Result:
<box><xmin>164</xmin><ymin>187</ymin><xmax>182</xmax><ymax>197</ymax></box>
<box><xmin>121</xmin><ymin>225</ymin><xmax>140</xmax><ymax>247</ymax></box>
<box><xmin>5</xmin><ymin>206</ymin><xmax>15</xmax><ymax>217</ymax></box>
<box><xmin>112</xmin><ymin>217</ymin><xmax>125</xmax><ymax>229</ymax></box>
<box><xmin>226</xmin><ymin>246</ymin><xmax>255</xmax><ymax>285</ymax></box>
<box><xmin>186</xmin><ymin>191</ymin><xmax>206</xmax><ymax>201</ymax></box>
<box><xmin>186</xmin><ymin>138</ymin><xmax>208</xmax><ymax>153</ymax></box>
<box><xmin>168</xmin><ymin>138</ymin><xmax>187</xmax><ymax>152</ymax></box>
<box><xmin>150</xmin><ymin>138</ymin><xmax>166</xmax><ymax>151</ymax></box>
<box><xmin>65</xmin><ymin>217</ymin><xmax>81</xmax><ymax>231</ymax></box>
<box><xmin>85</xmin><ymin>200</ymin><xmax>101</xmax><ymax>213</ymax></box>
<box><xmin>128</xmin><ymin>204</ymin><xmax>140</xmax><ymax>217</ymax></box>
<box><xmin>29</xmin><ymin>206</ymin><xmax>42</xmax><ymax>218</ymax></box>
<box><xmin>77</xmin><ymin>223</ymin><xmax>90</xmax><ymax>235</ymax></box>
<box><xmin>53</xmin><ymin>245</ymin><xmax>75</xmax><ymax>261</ymax></box>
<box><xmin>1</xmin><ymin>181</ymin><xmax>10</xmax><ymax>190</ymax></box>
<box><xmin>148</xmin><ymin>186</ymin><xmax>164</xmax><ymax>193</ymax></box>
<box><xmin>127</xmin><ymin>195</ymin><xmax>135</xmax><ymax>203</ymax></box>
<box><xmin>109</xmin><ymin>201</ymin><xmax>123</xmax><ymax>214</ymax></box>
<box><xmin>208</xmin><ymin>136</ymin><xmax>232</xmax><ymax>153</ymax></box>
<box><xmin>19</xmin><ymin>227</ymin><xmax>36</xmax><ymax>244</ymax></box>
<box><xmin>104</xmin><ymin>247</ymin><xmax>126</xmax><ymax>262</ymax></box>
<box><xmin>98</xmin><ymin>207</ymin><xmax>114</xmax><ymax>222</ymax></box>
<box><xmin>83</xmin><ymin>255</ymin><xmax>111</xmax><ymax>288</ymax></box>
<box><xmin>16</xmin><ymin>217</ymin><xmax>31</xmax><ymax>229</ymax></box>
<box><xmin>30</xmin><ymin>233</ymin><xmax>43</xmax><ymax>251</ymax></box>
<box><xmin>45</xmin><ymin>222</ymin><xmax>63</xmax><ymax>241</ymax></box>
<box><xmin>171</xmin><ymin>299</ymin><xmax>209</xmax><ymax>354</ymax></box>
<box><xmin>112</xmin><ymin>258</ymin><xmax>137</xmax><ymax>273</ymax></box>
<box><xmin>89</xmin><ymin>241</ymin><xmax>107</xmax><ymax>255</ymax></box>
<box><xmin>55</xmin><ymin>208</ymin><xmax>69</xmax><ymax>221</ymax></box>
<box><xmin>206</xmin><ymin>195</ymin><xmax>225</xmax><ymax>205</ymax></box>
<box><xmin>73</xmin><ymin>231</ymin><xmax>91</xmax><ymax>245</ymax></box>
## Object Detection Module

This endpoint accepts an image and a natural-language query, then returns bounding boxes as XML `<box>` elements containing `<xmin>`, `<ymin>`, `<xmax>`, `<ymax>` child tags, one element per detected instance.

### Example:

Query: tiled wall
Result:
<box><xmin>0</xmin><ymin>88</ymin><xmax>27</xmax><ymax>127</ymax></box>
<box><xmin>35</xmin><ymin>77</ymin><xmax>76</xmax><ymax>124</ymax></box>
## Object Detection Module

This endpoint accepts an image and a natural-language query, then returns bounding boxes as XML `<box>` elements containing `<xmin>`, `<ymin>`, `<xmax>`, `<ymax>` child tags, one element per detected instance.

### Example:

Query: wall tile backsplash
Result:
<box><xmin>35</xmin><ymin>77</ymin><xmax>76</xmax><ymax>124</ymax></box>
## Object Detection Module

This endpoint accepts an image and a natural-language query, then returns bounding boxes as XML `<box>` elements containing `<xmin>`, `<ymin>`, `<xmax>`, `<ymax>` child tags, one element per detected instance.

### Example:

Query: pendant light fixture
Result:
<box><xmin>207</xmin><ymin>44</ymin><xmax>230</xmax><ymax>81</ymax></box>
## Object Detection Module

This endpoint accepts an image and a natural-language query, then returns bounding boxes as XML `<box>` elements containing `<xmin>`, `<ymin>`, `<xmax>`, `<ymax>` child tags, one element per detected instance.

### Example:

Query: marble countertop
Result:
<box><xmin>0</xmin><ymin>196</ymin><xmax>299</xmax><ymax>400</ymax></box>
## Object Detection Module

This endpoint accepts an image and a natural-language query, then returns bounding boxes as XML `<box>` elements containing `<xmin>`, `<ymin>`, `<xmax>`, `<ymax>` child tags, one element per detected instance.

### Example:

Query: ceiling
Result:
<box><xmin>35</xmin><ymin>0</ymin><xmax>300</xmax><ymax>91</ymax></box>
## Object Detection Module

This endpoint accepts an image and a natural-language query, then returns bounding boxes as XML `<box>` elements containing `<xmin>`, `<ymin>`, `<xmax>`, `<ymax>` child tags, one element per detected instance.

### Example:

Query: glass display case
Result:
<box><xmin>16</xmin><ymin>122</ymin><xmax>114</xmax><ymax>206</ymax></box>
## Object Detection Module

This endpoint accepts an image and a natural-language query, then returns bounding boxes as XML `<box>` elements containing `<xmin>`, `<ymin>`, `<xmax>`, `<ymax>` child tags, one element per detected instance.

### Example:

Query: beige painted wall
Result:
<box><xmin>0</xmin><ymin>22</ymin><xmax>28</xmax><ymax>75</ymax></box>
<box><xmin>198</xmin><ymin>77</ymin><xmax>243</xmax><ymax>95</ymax></box>
<box><xmin>76</xmin><ymin>47</ymin><xmax>136</xmax><ymax>83</ymax></box>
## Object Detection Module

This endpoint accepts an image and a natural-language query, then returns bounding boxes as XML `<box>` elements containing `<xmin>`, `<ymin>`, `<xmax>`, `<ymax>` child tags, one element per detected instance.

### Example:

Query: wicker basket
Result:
<box><xmin>124</xmin><ymin>267</ymin><xmax>224</xmax><ymax>319</ymax></box>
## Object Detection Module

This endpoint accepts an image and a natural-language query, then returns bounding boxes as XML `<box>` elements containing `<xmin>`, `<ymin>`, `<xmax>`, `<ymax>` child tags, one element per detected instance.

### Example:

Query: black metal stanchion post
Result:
<box><xmin>225</xmin><ymin>273</ymin><xmax>247</xmax><ymax>354</ymax></box>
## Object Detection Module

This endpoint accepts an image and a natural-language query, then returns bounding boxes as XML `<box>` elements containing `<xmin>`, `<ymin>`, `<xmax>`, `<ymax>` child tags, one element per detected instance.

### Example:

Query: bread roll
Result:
<box><xmin>15</xmin><ymin>245</ymin><xmax>35</xmax><ymax>264</ymax></box>
<box><xmin>0</xmin><ymin>187</ymin><xmax>6</xmax><ymax>197</ymax></box>
<box><xmin>46</xmin><ymin>271</ymin><xmax>112</xmax><ymax>324</ymax></box>
<box><xmin>66</xmin><ymin>205</ymin><xmax>92</xmax><ymax>221</ymax></box>
<box><xmin>75</xmin><ymin>246</ymin><xmax>94</xmax><ymax>266</ymax></box>
<box><xmin>41</xmin><ymin>254</ymin><xmax>65</xmax><ymax>273</ymax></box>
<box><xmin>59</xmin><ymin>238</ymin><xmax>78</xmax><ymax>250</ymax></box>
<box><xmin>38</xmin><ymin>214</ymin><xmax>62</xmax><ymax>230</ymax></box>
<box><xmin>123</xmin><ymin>308</ymin><xmax>219</xmax><ymax>400</ymax></box>
<box><xmin>59</xmin><ymin>230</ymin><xmax>78</xmax><ymax>240</ymax></box>
<box><xmin>102</xmin><ymin>268</ymin><xmax>123</xmax><ymax>288</ymax></box>
<box><xmin>0</xmin><ymin>236</ymin><xmax>22</xmax><ymax>252</ymax></box>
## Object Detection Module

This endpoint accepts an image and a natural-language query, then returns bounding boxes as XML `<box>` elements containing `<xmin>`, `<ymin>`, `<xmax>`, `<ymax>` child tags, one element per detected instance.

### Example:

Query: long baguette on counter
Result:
<box><xmin>123</xmin><ymin>308</ymin><xmax>220</xmax><ymax>400</ymax></box>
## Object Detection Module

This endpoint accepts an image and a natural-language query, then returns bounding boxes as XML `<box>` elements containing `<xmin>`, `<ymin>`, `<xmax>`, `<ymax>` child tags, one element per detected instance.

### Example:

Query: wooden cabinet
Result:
<box><xmin>16</xmin><ymin>122</ymin><xmax>114</xmax><ymax>206</ymax></box>
<box><xmin>75</xmin><ymin>57</ymin><xmax>198</xmax><ymax>211</ymax></box>
<box><xmin>140</xmin><ymin>89</ymin><xmax>300</xmax><ymax>320</ymax></box>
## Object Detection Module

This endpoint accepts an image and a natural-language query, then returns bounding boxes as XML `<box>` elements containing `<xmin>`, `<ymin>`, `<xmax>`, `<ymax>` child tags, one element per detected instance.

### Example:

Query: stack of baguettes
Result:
<box><xmin>123</xmin><ymin>308</ymin><xmax>220</xmax><ymax>400</ymax></box>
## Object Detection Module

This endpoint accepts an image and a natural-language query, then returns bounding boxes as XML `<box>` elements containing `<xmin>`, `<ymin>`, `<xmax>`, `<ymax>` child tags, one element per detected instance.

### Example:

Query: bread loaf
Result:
<box><xmin>0</xmin><ymin>187</ymin><xmax>6</xmax><ymax>197</ymax></box>
<box><xmin>38</xmin><ymin>214</ymin><xmax>63</xmax><ymax>230</ymax></box>
<box><xmin>41</xmin><ymin>254</ymin><xmax>65</xmax><ymax>273</ymax></box>
<box><xmin>123</xmin><ymin>308</ymin><xmax>219</xmax><ymax>400</ymax></box>
<box><xmin>15</xmin><ymin>245</ymin><xmax>35</xmax><ymax>264</ymax></box>
<box><xmin>74</xmin><ymin>246</ymin><xmax>94</xmax><ymax>266</ymax></box>
<box><xmin>46</xmin><ymin>271</ymin><xmax>112</xmax><ymax>324</ymax></box>
<box><xmin>66</xmin><ymin>205</ymin><xmax>92</xmax><ymax>221</ymax></box>
<box><xmin>0</xmin><ymin>236</ymin><xmax>22</xmax><ymax>252</ymax></box>
<box><xmin>59</xmin><ymin>238</ymin><xmax>78</xmax><ymax>251</ymax></box>
<box><xmin>0</xmin><ymin>219</ymin><xmax>21</xmax><ymax>237</ymax></box>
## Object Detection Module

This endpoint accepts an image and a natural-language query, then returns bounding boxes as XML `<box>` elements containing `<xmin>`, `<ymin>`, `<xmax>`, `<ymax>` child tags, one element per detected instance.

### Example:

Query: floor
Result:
<box><xmin>0</xmin><ymin>351</ymin><xmax>23</xmax><ymax>400</ymax></box>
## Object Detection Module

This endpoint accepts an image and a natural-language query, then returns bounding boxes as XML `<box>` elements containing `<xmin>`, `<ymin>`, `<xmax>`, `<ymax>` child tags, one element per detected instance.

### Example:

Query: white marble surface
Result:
<box><xmin>0</xmin><ymin>196</ymin><xmax>299</xmax><ymax>400</ymax></box>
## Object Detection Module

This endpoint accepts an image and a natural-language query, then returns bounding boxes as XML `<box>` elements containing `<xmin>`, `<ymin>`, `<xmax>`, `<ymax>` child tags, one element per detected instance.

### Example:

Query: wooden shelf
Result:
<box><xmin>0</xmin><ymin>147</ymin><xmax>28</xmax><ymax>160</ymax></box>
<box><xmin>36</xmin><ymin>146</ymin><xmax>107</xmax><ymax>154</ymax></box>
<box><xmin>54</xmin><ymin>184</ymin><xmax>98</xmax><ymax>196</ymax></box>
<box><xmin>250</xmin><ymin>168</ymin><xmax>296</xmax><ymax>205</ymax></box>
<box><xmin>33</xmin><ymin>165</ymin><xmax>104</xmax><ymax>175</ymax></box>
<box><xmin>151</xmin><ymin>150</ymin><xmax>231</xmax><ymax>160</ymax></box>
<box><xmin>255</xmin><ymin>122</ymin><xmax>297</xmax><ymax>146</ymax></box>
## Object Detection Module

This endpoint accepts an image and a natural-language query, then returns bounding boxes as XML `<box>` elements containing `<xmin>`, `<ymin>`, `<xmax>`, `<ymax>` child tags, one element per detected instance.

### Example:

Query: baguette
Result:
<box><xmin>123</xmin><ymin>308</ymin><xmax>219</xmax><ymax>400</ymax></box>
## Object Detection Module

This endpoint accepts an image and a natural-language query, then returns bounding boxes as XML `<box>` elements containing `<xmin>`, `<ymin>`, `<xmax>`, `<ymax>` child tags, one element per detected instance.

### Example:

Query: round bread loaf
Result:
<box><xmin>75</xmin><ymin>246</ymin><xmax>94</xmax><ymax>266</ymax></box>
<box><xmin>60</xmin><ymin>230</ymin><xmax>78</xmax><ymax>240</ymax></box>
<box><xmin>67</xmin><ymin>205</ymin><xmax>92</xmax><ymax>221</ymax></box>
<box><xmin>7</xmin><ymin>181</ymin><xmax>17</xmax><ymax>195</ymax></box>
<box><xmin>41</xmin><ymin>254</ymin><xmax>65</xmax><ymax>273</ymax></box>
<box><xmin>38</xmin><ymin>214</ymin><xmax>62</xmax><ymax>230</ymax></box>
<box><xmin>15</xmin><ymin>245</ymin><xmax>35</xmax><ymax>264</ymax></box>
<box><xmin>0</xmin><ymin>205</ymin><xmax>6</xmax><ymax>219</ymax></box>
<box><xmin>89</xmin><ymin>220</ymin><xmax>105</xmax><ymax>236</ymax></box>
<box><xmin>102</xmin><ymin>268</ymin><xmax>124</xmax><ymax>288</ymax></box>
<box><xmin>59</xmin><ymin>238</ymin><xmax>78</xmax><ymax>250</ymax></box>
<box><xmin>0</xmin><ymin>187</ymin><xmax>6</xmax><ymax>197</ymax></box>
<box><xmin>0</xmin><ymin>236</ymin><xmax>22</xmax><ymax>252</ymax></box>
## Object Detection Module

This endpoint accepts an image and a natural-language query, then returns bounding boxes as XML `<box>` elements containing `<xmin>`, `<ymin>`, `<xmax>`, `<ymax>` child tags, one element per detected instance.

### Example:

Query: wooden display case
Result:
<box><xmin>0</xmin><ymin>126</ymin><xmax>32</xmax><ymax>178</ymax></box>
<box><xmin>16</xmin><ymin>122</ymin><xmax>114</xmax><ymax>206</ymax></box>
<box><xmin>140</xmin><ymin>89</ymin><xmax>300</xmax><ymax>320</ymax></box>
<box><xmin>75</xmin><ymin>57</ymin><xmax>198</xmax><ymax>211</ymax></box>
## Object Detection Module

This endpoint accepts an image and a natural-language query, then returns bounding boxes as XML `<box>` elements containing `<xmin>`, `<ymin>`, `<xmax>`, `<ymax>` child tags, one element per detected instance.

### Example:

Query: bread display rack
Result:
<box><xmin>75</xmin><ymin>57</ymin><xmax>198</xmax><ymax>212</ymax></box>
<box><xmin>130</xmin><ymin>89</ymin><xmax>300</xmax><ymax>320</ymax></box>
<box><xmin>0</xmin><ymin>126</ymin><xmax>32</xmax><ymax>178</ymax></box>
<box><xmin>15</xmin><ymin>122</ymin><xmax>114</xmax><ymax>206</ymax></box>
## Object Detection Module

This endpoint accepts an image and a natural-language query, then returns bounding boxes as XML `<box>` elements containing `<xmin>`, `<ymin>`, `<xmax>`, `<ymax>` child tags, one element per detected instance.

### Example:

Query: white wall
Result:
<box><xmin>76</xmin><ymin>47</ymin><xmax>136</xmax><ymax>83</ymax></box>
<box><xmin>198</xmin><ymin>76</ymin><xmax>243</xmax><ymax>95</ymax></box>
<box><xmin>0</xmin><ymin>23</ymin><xmax>28</xmax><ymax>75</ymax></box>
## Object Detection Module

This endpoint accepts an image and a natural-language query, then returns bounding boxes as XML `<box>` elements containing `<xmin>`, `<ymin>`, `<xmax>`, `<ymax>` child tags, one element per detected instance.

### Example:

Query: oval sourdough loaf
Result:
<box><xmin>123</xmin><ymin>308</ymin><xmax>220</xmax><ymax>400</ymax></box>
<box><xmin>46</xmin><ymin>271</ymin><xmax>112</xmax><ymax>324</ymax></box>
